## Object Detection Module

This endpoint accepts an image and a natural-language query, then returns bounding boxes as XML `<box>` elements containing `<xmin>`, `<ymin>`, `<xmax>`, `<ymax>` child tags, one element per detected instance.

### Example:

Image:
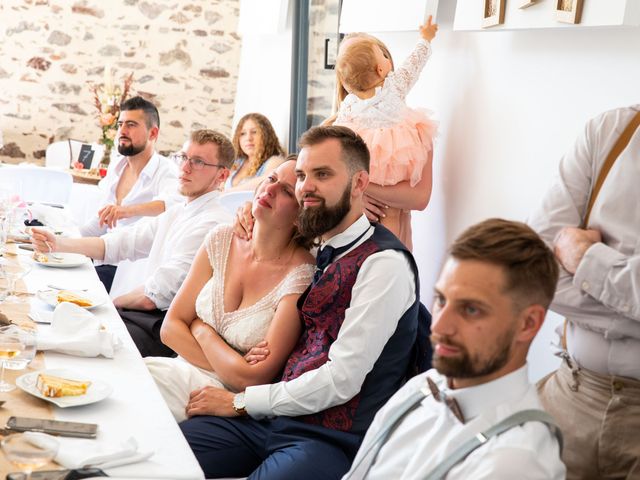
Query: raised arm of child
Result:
<box><xmin>392</xmin><ymin>16</ymin><xmax>439</xmax><ymax>97</ymax></box>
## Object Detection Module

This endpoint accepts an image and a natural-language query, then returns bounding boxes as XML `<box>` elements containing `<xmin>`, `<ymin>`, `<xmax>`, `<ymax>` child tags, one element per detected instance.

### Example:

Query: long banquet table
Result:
<box><xmin>1</xmin><ymin>247</ymin><xmax>205</xmax><ymax>479</ymax></box>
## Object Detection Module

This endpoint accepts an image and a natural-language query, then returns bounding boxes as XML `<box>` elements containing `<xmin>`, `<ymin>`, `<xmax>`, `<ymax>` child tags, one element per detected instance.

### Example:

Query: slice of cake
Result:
<box><xmin>33</xmin><ymin>251</ymin><xmax>48</xmax><ymax>263</ymax></box>
<box><xmin>36</xmin><ymin>373</ymin><xmax>91</xmax><ymax>398</ymax></box>
<box><xmin>57</xmin><ymin>290</ymin><xmax>93</xmax><ymax>308</ymax></box>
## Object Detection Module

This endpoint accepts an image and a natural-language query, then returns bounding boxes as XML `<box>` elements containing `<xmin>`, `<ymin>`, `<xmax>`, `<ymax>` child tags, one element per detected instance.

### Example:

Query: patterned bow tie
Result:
<box><xmin>427</xmin><ymin>377</ymin><xmax>466</xmax><ymax>424</ymax></box>
<box><xmin>313</xmin><ymin>228</ymin><xmax>370</xmax><ymax>285</ymax></box>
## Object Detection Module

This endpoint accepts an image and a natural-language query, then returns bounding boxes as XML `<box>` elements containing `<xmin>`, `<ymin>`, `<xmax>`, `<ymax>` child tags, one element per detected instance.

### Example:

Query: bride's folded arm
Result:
<box><xmin>160</xmin><ymin>245</ymin><xmax>214</xmax><ymax>370</ymax></box>
<box><xmin>190</xmin><ymin>293</ymin><xmax>303</xmax><ymax>392</ymax></box>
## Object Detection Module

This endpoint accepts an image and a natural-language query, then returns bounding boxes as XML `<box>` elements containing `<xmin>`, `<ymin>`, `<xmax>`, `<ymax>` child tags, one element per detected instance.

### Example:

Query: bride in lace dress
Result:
<box><xmin>145</xmin><ymin>160</ymin><xmax>314</xmax><ymax>422</ymax></box>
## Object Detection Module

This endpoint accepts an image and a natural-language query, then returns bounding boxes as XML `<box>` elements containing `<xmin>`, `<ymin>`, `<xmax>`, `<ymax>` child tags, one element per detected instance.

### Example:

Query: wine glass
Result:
<box><xmin>2</xmin><ymin>433</ymin><xmax>58</xmax><ymax>478</ymax></box>
<box><xmin>1</xmin><ymin>326</ymin><xmax>36</xmax><ymax>371</ymax></box>
<box><xmin>0</xmin><ymin>261</ymin><xmax>32</xmax><ymax>304</ymax></box>
<box><xmin>0</xmin><ymin>329</ymin><xmax>25</xmax><ymax>392</ymax></box>
<box><xmin>0</xmin><ymin>213</ymin><xmax>11</xmax><ymax>258</ymax></box>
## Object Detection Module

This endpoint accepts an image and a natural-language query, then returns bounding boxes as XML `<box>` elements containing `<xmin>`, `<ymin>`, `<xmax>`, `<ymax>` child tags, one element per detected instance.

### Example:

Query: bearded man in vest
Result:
<box><xmin>179</xmin><ymin>125</ymin><xmax>423</xmax><ymax>480</ymax></box>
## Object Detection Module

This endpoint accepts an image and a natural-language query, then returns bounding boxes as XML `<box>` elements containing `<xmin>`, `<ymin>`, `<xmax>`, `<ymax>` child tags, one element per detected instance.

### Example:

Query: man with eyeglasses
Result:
<box><xmin>80</xmin><ymin>96</ymin><xmax>179</xmax><ymax>293</ymax></box>
<box><xmin>32</xmin><ymin>130</ymin><xmax>235</xmax><ymax>357</ymax></box>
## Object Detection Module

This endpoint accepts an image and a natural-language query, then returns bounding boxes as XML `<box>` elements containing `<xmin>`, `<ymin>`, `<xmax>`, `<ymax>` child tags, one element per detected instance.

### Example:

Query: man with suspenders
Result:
<box><xmin>343</xmin><ymin>219</ymin><xmax>565</xmax><ymax>479</ymax></box>
<box><xmin>530</xmin><ymin>105</ymin><xmax>640</xmax><ymax>479</ymax></box>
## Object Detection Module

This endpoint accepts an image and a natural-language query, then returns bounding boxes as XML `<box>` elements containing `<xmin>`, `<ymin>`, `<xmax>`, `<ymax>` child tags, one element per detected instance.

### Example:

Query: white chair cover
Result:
<box><xmin>67</xmin><ymin>183</ymin><xmax>105</xmax><ymax>227</ymax></box>
<box><xmin>45</xmin><ymin>140</ymin><xmax>76</xmax><ymax>169</ymax></box>
<box><xmin>0</xmin><ymin>165</ymin><xmax>73</xmax><ymax>205</ymax></box>
<box><xmin>46</xmin><ymin>140</ymin><xmax>105</xmax><ymax>170</ymax></box>
<box><xmin>219</xmin><ymin>190</ymin><xmax>254</xmax><ymax>215</ymax></box>
<box><xmin>109</xmin><ymin>258</ymin><xmax>149</xmax><ymax>300</ymax></box>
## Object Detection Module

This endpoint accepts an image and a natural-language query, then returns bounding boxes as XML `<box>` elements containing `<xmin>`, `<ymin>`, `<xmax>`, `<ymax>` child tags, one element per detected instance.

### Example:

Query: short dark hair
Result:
<box><xmin>120</xmin><ymin>96</ymin><xmax>160</xmax><ymax>129</ymax></box>
<box><xmin>190</xmin><ymin>129</ymin><xmax>235</xmax><ymax>169</ymax></box>
<box><xmin>298</xmin><ymin>125</ymin><xmax>370</xmax><ymax>174</ymax></box>
<box><xmin>449</xmin><ymin>218</ymin><xmax>559</xmax><ymax>309</ymax></box>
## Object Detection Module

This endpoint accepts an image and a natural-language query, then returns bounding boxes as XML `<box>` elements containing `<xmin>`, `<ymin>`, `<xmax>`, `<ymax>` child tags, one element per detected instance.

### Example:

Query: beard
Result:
<box><xmin>298</xmin><ymin>183</ymin><xmax>352</xmax><ymax>240</ymax></box>
<box><xmin>117</xmin><ymin>138</ymin><xmax>146</xmax><ymax>157</ymax></box>
<box><xmin>430</xmin><ymin>327</ymin><xmax>515</xmax><ymax>380</ymax></box>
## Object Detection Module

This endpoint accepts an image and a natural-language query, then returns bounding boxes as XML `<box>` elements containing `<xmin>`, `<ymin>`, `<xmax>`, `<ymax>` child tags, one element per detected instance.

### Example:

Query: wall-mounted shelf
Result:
<box><xmin>454</xmin><ymin>0</ymin><xmax>640</xmax><ymax>31</ymax></box>
<box><xmin>339</xmin><ymin>0</ymin><xmax>439</xmax><ymax>33</ymax></box>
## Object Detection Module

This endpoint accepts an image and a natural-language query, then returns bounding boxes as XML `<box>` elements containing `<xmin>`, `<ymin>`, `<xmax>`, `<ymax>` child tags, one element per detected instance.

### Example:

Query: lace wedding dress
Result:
<box><xmin>145</xmin><ymin>225</ymin><xmax>314</xmax><ymax>422</ymax></box>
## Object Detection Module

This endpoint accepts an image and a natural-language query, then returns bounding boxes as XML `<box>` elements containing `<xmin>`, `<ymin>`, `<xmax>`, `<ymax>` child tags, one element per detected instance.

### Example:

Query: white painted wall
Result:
<box><xmin>235</xmin><ymin>0</ymin><xmax>640</xmax><ymax>380</ymax></box>
<box><xmin>234</xmin><ymin>0</ymin><xmax>292</xmax><ymax>145</ymax></box>
<box><xmin>384</xmin><ymin>0</ymin><xmax>640</xmax><ymax>380</ymax></box>
<box><xmin>233</xmin><ymin>33</ymin><xmax>293</xmax><ymax>147</ymax></box>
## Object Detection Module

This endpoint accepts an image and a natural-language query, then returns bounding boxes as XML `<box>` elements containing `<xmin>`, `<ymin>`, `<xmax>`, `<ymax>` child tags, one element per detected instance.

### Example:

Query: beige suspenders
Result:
<box><xmin>583</xmin><ymin>110</ymin><xmax>640</xmax><ymax>227</ymax></box>
<box><xmin>561</xmin><ymin>110</ymin><xmax>640</xmax><ymax>351</ymax></box>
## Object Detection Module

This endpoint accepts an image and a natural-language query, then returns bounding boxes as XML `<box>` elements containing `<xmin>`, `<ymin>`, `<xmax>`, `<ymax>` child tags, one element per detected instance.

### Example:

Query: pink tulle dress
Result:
<box><xmin>335</xmin><ymin>39</ymin><xmax>437</xmax><ymax>250</ymax></box>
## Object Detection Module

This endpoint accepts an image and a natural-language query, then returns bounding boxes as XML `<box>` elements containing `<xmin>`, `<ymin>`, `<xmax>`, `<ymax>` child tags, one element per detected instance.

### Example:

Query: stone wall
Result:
<box><xmin>0</xmin><ymin>0</ymin><xmax>241</xmax><ymax>163</ymax></box>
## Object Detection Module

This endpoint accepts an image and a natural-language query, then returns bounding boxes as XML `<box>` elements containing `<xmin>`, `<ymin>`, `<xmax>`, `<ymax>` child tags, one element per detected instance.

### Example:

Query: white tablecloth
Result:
<box><xmin>22</xmin><ymin>252</ymin><xmax>204</xmax><ymax>479</ymax></box>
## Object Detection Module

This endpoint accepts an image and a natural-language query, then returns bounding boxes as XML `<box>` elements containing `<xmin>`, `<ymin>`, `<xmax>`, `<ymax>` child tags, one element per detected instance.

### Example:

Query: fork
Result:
<box><xmin>46</xmin><ymin>284</ymin><xmax>89</xmax><ymax>291</ymax></box>
<box><xmin>44</xmin><ymin>240</ymin><xmax>64</xmax><ymax>261</ymax></box>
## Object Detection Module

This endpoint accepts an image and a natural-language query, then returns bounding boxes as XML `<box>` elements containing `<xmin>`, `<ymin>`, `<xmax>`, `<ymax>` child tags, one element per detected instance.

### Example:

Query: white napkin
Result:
<box><xmin>36</xmin><ymin>302</ymin><xmax>122</xmax><ymax>358</ymax></box>
<box><xmin>24</xmin><ymin>432</ymin><xmax>154</xmax><ymax>469</ymax></box>
<box><xmin>27</xmin><ymin>203</ymin><xmax>74</xmax><ymax>232</ymax></box>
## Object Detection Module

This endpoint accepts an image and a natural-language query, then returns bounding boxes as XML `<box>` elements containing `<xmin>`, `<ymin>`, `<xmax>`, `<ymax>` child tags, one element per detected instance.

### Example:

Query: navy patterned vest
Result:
<box><xmin>281</xmin><ymin>223</ymin><xmax>422</xmax><ymax>435</ymax></box>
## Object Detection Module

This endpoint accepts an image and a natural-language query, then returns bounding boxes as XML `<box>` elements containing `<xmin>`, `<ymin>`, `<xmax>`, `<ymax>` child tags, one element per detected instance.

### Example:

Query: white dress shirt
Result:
<box><xmin>102</xmin><ymin>190</ymin><xmax>233</xmax><ymax>310</ymax></box>
<box><xmin>528</xmin><ymin>105</ymin><xmax>640</xmax><ymax>378</ymax></box>
<box><xmin>245</xmin><ymin>215</ymin><xmax>416</xmax><ymax>417</ymax></box>
<box><xmin>80</xmin><ymin>152</ymin><xmax>180</xmax><ymax>237</ymax></box>
<box><xmin>343</xmin><ymin>366</ymin><xmax>565</xmax><ymax>480</ymax></box>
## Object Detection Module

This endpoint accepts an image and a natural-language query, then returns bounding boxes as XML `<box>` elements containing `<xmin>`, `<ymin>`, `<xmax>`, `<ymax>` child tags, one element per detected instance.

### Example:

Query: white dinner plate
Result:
<box><xmin>36</xmin><ymin>289</ymin><xmax>106</xmax><ymax>311</ymax></box>
<box><xmin>33</xmin><ymin>252</ymin><xmax>89</xmax><ymax>268</ymax></box>
<box><xmin>16</xmin><ymin>368</ymin><xmax>113</xmax><ymax>408</ymax></box>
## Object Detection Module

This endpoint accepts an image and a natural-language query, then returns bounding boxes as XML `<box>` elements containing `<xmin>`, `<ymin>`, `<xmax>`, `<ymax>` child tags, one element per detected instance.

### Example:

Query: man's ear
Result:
<box><xmin>216</xmin><ymin>167</ymin><xmax>231</xmax><ymax>188</ymax></box>
<box><xmin>149</xmin><ymin>125</ymin><xmax>160</xmax><ymax>142</ymax></box>
<box><xmin>516</xmin><ymin>304</ymin><xmax>546</xmax><ymax>344</ymax></box>
<box><xmin>351</xmin><ymin>170</ymin><xmax>369</xmax><ymax>197</ymax></box>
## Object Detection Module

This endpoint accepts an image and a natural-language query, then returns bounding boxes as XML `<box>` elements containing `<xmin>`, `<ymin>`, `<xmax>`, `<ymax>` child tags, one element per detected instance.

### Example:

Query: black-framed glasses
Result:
<box><xmin>171</xmin><ymin>153</ymin><xmax>225</xmax><ymax>171</ymax></box>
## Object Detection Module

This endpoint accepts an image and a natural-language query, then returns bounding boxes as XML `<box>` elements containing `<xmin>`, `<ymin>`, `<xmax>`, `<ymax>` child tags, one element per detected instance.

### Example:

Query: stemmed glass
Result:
<box><xmin>1</xmin><ymin>326</ymin><xmax>36</xmax><ymax>371</ymax></box>
<box><xmin>2</xmin><ymin>433</ymin><xmax>58</xmax><ymax>478</ymax></box>
<box><xmin>0</xmin><ymin>261</ymin><xmax>32</xmax><ymax>304</ymax></box>
<box><xmin>0</xmin><ymin>329</ymin><xmax>25</xmax><ymax>392</ymax></box>
<box><xmin>0</xmin><ymin>216</ymin><xmax>8</xmax><ymax>258</ymax></box>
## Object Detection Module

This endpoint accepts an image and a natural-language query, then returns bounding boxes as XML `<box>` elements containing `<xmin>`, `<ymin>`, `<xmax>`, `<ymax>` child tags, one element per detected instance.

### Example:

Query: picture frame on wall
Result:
<box><xmin>556</xmin><ymin>0</ymin><xmax>584</xmax><ymax>24</ymax></box>
<box><xmin>519</xmin><ymin>0</ymin><xmax>537</xmax><ymax>8</ymax></box>
<box><xmin>482</xmin><ymin>0</ymin><xmax>506</xmax><ymax>28</ymax></box>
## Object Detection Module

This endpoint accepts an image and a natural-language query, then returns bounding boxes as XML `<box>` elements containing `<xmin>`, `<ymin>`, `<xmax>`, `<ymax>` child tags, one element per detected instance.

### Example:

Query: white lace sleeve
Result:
<box><xmin>388</xmin><ymin>39</ymin><xmax>432</xmax><ymax>99</ymax></box>
<box><xmin>276</xmin><ymin>263</ymin><xmax>314</xmax><ymax>302</ymax></box>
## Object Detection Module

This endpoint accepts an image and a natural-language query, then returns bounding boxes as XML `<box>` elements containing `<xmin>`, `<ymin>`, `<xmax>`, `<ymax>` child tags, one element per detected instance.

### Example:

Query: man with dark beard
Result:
<box><xmin>80</xmin><ymin>96</ymin><xmax>179</xmax><ymax>292</ymax></box>
<box><xmin>179</xmin><ymin>126</ymin><xmax>423</xmax><ymax>480</ymax></box>
<box><xmin>32</xmin><ymin>130</ymin><xmax>234</xmax><ymax>356</ymax></box>
<box><xmin>343</xmin><ymin>218</ymin><xmax>566</xmax><ymax>479</ymax></box>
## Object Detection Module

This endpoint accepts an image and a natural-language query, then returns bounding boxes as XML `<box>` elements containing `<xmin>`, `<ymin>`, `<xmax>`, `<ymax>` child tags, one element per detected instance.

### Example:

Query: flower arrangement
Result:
<box><xmin>89</xmin><ymin>69</ymin><xmax>134</xmax><ymax>168</ymax></box>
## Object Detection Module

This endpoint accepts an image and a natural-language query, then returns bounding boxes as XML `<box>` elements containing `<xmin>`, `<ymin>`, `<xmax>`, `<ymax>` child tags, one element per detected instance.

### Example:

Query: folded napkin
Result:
<box><xmin>24</xmin><ymin>432</ymin><xmax>153</xmax><ymax>469</ymax></box>
<box><xmin>36</xmin><ymin>302</ymin><xmax>121</xmax><ymax>358</ymax></box>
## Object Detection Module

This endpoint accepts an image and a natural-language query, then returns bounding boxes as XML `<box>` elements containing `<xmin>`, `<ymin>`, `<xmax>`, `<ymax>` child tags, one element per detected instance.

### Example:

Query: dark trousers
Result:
<box><xmin>95</xmin><ymin>264</ymin><xmax>117</xmax><ymax>293</ymax></box>
<box><xmin>116</xmin><ymin>307</ymin><xmax>175</xmax><ymax>357</ymax></box>
<box><xmin>180</xmin><ymin>416</ymin><xmax>362</xmax><ymax>480</ymax></box>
